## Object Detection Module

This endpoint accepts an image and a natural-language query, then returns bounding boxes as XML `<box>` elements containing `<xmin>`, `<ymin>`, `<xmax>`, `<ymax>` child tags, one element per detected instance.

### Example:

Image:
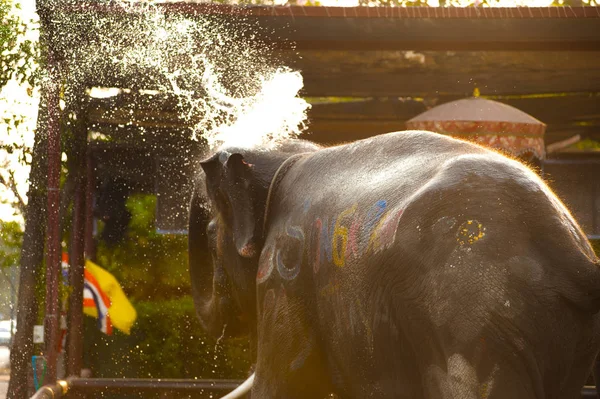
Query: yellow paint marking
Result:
<box><xmin>456</xmin><ymin>220</ymin><xmax>486</xmax><ymax>246</ymax></box>
<box><xmin>332</xmin><ymin>204</ymin><xmax>357</xmax><ymax>267</ymax></box>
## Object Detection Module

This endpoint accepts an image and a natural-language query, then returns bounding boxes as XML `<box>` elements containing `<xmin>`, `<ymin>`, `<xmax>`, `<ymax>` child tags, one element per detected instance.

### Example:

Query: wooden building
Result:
<box><xmin>37</xmin><ymin>1</ymin><xmax>600</xmax><ymax>385</ymax></box>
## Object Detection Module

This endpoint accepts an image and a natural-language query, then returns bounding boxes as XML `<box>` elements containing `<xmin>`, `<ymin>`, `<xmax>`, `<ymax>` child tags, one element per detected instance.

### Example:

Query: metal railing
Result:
<box><xmin>583</xmin><ymin>386</ymin><xmax>599</xmax><ymax>398</ymax></box>
<box><xmin>31</xmin><ymin>378</ymin><xmax>244</xmax><ymax>398</ymax></box>
<box><xmin>30</xmin><ymin>379</ymin><xmax>600</xmax><ymax>398</ymax></box>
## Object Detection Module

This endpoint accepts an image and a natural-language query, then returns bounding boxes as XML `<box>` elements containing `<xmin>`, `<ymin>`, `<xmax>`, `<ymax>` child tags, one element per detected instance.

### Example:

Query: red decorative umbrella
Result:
<box><xmin>406</xmin><ymin>97</ymin><xmax>546</xmax><ymax>161</ymax></box>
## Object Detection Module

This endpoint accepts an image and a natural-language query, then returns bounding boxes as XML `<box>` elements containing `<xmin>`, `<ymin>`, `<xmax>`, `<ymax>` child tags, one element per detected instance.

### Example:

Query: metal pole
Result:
<box><xmin>65</xmin><ymin>378</ymin><xmax>243</xmax><ymax>393</ymax></box>
<box><xmin>84</xmin><ymin>150</ymin><xmax>95</xmax><ymax>261</ymax></box>
<box><xmin>43</xmin><ymin>45</ymin><xmax>62</xmax><ymax>385</ymax></box>
<box><xmin>27</xmin><ymin>380</ymin><xmax>600</xmax><ymax>399</ymax></box>
<box><xmin>10</xmin><ymin>266</ymin><xmax>16</xmax><ymax>342</ymax></box>
<box><xmin>66</xmin><ymin>116</ymin><xmax>87</xmax><ymax>378</ymax></box>
<box><xmin>29</xmin><ymin>381</ymin><xmax>68</xmax><ymax>399</ymax></box>
<box><xmin>28</xmin><ymin>378</ymin><xmax>246</xmax><ymax>398</ymax></box>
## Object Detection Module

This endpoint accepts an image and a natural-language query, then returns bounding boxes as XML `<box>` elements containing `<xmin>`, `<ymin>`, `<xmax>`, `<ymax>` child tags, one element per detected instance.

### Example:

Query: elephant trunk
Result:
<box><xmin>188</xmin><ymin>181</ymin><xmax>228</xmax><ymax>337</ymax></box>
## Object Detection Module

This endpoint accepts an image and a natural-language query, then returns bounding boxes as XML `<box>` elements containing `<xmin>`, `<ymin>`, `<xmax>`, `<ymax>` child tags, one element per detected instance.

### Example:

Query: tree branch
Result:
<box><xmin>8</xmin><ymin>170</ymin><xmax>26</xmax><ymax>210</ymax></box>
<box><xmin>0</xmin><ymin>267</ymin><xmax>16</xmax><ymax>294</ymax></box>
<box><xmin>0</xmin><ymin>170</ymin><xmax>26</xmax><ymax>214</ymax></box>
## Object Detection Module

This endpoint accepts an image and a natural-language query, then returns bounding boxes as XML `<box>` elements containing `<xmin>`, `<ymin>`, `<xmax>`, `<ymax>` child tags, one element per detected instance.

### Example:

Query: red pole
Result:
<box><xmin>66</xmin><ymin>117</ymin><xmax>87</xmax><ymax>378</ymax></box>
<box><xmin>44</xmin><ymin>49</ymin><xmax>62</xmax><ymax>384</ymax></box>
<box><xmin>84</xmin><ymin>149</ymin><xmax>96</xmax><ymax>261</ymax></box>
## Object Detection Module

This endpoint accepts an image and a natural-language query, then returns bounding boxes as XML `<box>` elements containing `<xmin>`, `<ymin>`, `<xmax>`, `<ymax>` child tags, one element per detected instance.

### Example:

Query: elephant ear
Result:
<box><xmin>224</xmin><ymin>153</ymin><xmax>258</xmax><ymax>258</ymax></box>
<box><xmin>200</xmin><ymin>153</ymin><xmax>220</xmax><ymax>185</ymax></box>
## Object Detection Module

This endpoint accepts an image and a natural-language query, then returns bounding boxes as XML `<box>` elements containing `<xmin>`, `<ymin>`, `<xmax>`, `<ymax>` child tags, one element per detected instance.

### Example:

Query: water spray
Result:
<box><xmin>53</xmin><ymin>0</ymin><xmax>311</xmax><ymax>150</ymax></box>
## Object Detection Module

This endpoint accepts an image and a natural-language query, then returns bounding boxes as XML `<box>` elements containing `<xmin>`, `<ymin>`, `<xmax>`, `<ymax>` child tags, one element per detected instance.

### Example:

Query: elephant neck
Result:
<box><xmin>262</xmin><ymin>152</ymin><xmax>308</xmax><ymax>235</ymax></box>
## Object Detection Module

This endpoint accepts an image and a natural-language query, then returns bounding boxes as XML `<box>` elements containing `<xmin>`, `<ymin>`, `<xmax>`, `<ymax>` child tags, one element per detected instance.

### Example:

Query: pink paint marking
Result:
<box><xmin>380</xmin><ymin>208</ymin><xmax>404</xmax><ymax>250</ymax></box>
<box><xmin>256</xmin><ymin>246</ymin><xmax>275</xmax><ymax>284</ymax></box>
<box><xmin>369</xmin><ymin>207</ymin><xmax>404</xmax><ymax>253</ymax></box>
<box><xmin>313</xmin><ymin>218</ymin><xmax>322</xmax><ymax>275</ymax></box>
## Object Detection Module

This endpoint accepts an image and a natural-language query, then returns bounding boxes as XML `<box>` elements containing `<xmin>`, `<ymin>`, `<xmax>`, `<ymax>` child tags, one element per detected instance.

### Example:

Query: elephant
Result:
<box><xmin>189</xmin><ymin>130</ymin><xmax>600</xmax><ymax>398</ymax></box>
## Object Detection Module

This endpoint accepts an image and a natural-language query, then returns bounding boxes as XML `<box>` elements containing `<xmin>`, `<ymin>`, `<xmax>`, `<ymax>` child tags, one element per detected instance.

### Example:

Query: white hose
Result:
<box><xmin>220</xmin><ymin>373</ymin><xmax>255</xmax><ymax>399</ymax></box>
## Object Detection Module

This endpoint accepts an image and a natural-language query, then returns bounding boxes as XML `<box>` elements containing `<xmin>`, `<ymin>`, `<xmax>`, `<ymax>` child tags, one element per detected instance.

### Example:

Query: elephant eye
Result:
<box><xmin>206</xmin><ymin>223</ymin><xmax>218</xmax><ymax>251</ymax></box>
<box><xmin>207</xmin><ymin>220</ymin><xmax>218</xmax><ymax>237</ymax></box>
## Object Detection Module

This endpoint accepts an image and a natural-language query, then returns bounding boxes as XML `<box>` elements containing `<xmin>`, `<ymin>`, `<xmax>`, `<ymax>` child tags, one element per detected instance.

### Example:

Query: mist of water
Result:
<box><xmin>53</xmin><ymin>0</ymin><xmax>310</xmax><ymax>150</ymax></box>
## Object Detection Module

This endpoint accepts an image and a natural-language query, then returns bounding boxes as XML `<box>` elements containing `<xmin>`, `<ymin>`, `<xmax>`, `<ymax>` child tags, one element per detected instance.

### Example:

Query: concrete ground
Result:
<box><xmin>0</xmin><ymin>345</ymin><xmax>10</xmax><ymax>399</ymax></box>
<box><xmin>0</xmin><ymin>346</ymin><xmax>9</xmax><ymax>368</ymax></box>
<box><xmin>0</xmin><ymin>375</ymin><xmax>7</xmax><ymax>399</ymax></box>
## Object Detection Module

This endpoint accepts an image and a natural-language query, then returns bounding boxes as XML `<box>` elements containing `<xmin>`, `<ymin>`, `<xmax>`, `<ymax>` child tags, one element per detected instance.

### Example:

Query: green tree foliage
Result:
<box><xmin>0</xmin><ymin>0</ymin><xmax>37</xmax><ymax>88</ymax></box>
<box><xmin>0</xmin><ymin>220</ymin><xmax>22</xmax><ymax>269</ymax></box>
<box><xmin>87</xmin><ymin>194</ymin><xmax>251</xmax><ymax>379</ymax></box>
<box><xmin>1</xmin><ymin>0</ymin><xmax>38</xmax><ymax>221</ymax></box>
<box><xmin>0</xmin><ymin>220</ymin><xmax>22</xmax><ymax>319</ymax></box>
<box><xmin>96</xmin><ymin>194</ymin><xmax>191</xmax><ymax>301</ymax></box>
<box><xmin>133</xmin><ymin>298</ymin><xmax>250</xmax><ymax>379</ymax></box>
<box><xmin>571</xmin><ymin>139</ymin><xmax>600</xmax><ymax>151</ymax></box>
<box><xmin>84</xmin><ymin>297</ymin><xmax>251</xmax><ymax>381</ymax></box>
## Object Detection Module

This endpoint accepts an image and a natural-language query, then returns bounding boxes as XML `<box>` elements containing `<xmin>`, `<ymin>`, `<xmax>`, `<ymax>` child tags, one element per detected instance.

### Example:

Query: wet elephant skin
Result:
<box><xmin>189</xmin><ymin>130</ymin><xmax>600</xmax><ymax>399</ymax></box>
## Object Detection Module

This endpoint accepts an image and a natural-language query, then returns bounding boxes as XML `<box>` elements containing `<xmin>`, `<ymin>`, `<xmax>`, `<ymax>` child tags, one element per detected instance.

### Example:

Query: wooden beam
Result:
<box><xmin>307</xmin><ymin>95</ymin><xmax>600</xmax><ymax>125</ymax></box>
<box><xmin>308</xmin><ymin>98</ymin><xmax>427</xmax><ymax>121</ymax></box>
<box><xmin>302</xmin><ymin>121</ymin><xmax>418</xmax><ymax>144</ymax></box>
<box><xmin>253</xmin><ymin>13</ymin><xmax>600</xmax><ymax>51</ymax></box>
<box><xmin>89</xmin><ymin>91</ymin><xmax>600</xmax><ymax>128</ymax></box>
<box><xmin>88</xmin><ymin>110</ymin><xmax>599</xmax><ymax>149</ymax></box>
<box><xmin>53</xmin><ymin>4</ymin><xmax>600</xmax><ymax>98</ymax></box>
<box><xmin>88</xmin><ymin>94</ymin><xmax>600</xmax><ymax>148</ymax></box>
<box><xmin>307</xmin><ymin>121</ymin><xmax>600</xmax><ymax>145</ymax></box>
<box><xmin>544</xmin><ymin>124</ymin><xmax>600</xmax><ymax>145</ymax></box>
<box><xmin>290</xmin><ymin>51</ymin><xmax>600</xmax><ymax>97</ymax></box>
<box><xmin>500</xmin><ymin>94</ymin><xmax>600</xmax><ymax>125</ymax></box>
<box><xmin>546</xmin><ymin>134</ymin><xmax>582</xmax><ymax>154</ymax></box>
<box><xmin>85</xmin><ymin>50</ymin><xmax>600</xmax><ymax>97</ymax></box>
<box><xmin>88</xmin><ymin>91</ymin><xmax>182</xmax><ymax>112</ymax></box>
<box><xmin>87</xmin><ymin>124</ymin><xmax>198</xmax><ymax>154</ymax></box>
<box><xmin>88</xmin><ymin>107</ymin><xmax>188</xmax><ymax>128</ymax></box>
<box><xmin>306</xmin><ymin>120</ymin><xmax>408</xmax><ymax>144</ymax></box>
<box><xmin>57</xmin><ymin>4</ymin><xmax>600</xmax><ymax>51</ymax></box>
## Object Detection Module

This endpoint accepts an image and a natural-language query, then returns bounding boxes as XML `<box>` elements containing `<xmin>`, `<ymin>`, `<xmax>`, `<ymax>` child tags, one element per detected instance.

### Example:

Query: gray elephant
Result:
<box><xmin>189</xmin><ymin>130</ymin><xmax>600</xmax><ymax>398</ymax></box>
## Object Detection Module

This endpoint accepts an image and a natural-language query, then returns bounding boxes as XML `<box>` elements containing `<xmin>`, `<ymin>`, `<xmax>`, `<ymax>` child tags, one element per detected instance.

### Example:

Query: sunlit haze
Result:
<box><xmin>0</xmin><ymin>0</ymin><xmax>590</xmax><ymax>222</ymax></box>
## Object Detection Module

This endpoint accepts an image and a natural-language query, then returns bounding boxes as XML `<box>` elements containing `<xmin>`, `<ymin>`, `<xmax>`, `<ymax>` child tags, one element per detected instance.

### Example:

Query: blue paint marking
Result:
<box><xmin>287</xmin><ymin>224</ymin><xmax>305</xmax><ymax>241</ymax></box>
<box><xmin>277</xmin><ymin>224</ymin><xmax>305</xmax><ymax>280</ymax></box>
<box><xmin>360</xmin><ymin>200</ymin><xmax>387</xmax><ymax>252</ymax></box>
<box><xmin>320</xmin><ymin>216</ymin><xmax>336</xmax><ymax>263</ymax></box>
<box><xmin>277</xmin><ymin>250</ymin><xmax>301</xmax><ymax>280</ymax></box>
<box><xmin>303</xmin><ymin>199</ymin><xmax>312</xmax><ymax>214</ymax></box>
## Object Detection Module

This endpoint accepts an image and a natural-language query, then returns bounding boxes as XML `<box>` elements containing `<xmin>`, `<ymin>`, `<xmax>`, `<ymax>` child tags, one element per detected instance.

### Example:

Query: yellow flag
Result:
<box><xmin>83</xmin><ymin>260</ymin><xmax>137</xmax><ymax>335</ymax></box>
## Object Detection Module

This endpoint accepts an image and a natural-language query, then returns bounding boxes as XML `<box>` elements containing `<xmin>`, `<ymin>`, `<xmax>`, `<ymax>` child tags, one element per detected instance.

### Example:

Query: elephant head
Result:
<box><xmin>200</xmin><ymin>150</ymin><xmax>263</xmax><ymax>259</ymax></box>
<box><xmin>188</xmin><ymin>173</ymin><xmax>254</xmax><ymax>338</ymax></box>
<box><xmin>188</xmin><ymin>140</ymin><xmax>320</xmax><ymax>339</ymax></box>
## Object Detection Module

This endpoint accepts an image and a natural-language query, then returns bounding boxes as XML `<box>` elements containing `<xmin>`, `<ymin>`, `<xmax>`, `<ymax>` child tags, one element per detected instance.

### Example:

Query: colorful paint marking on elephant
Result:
<box><xmin>332</xmin><ymin>204</ymin><xmax>357</xmax><ymax>267</ymax></box>
<box><xmin>257</xmin><ymin>222</ymin><xmax>306</xmax><ymax>283</ymax></box>
<box><xmin>313</xmin><ymin>200</ymin><xmax>404</xmax><ymax>272</ymax></box>
<box><xmin>367</xmin><ymin>207</ymin><xmax>404</xmax><ymax>254</ymax></box>
<box><xmin>456</xmin><ymin>220</ymin><xmax>486</xmax><ymax>246</ymax></box>
<box><xmin>256</xmin><ymin>244</ymin><xmax>275</xmax><ymax>284</ymax></box>
<box><xmin>258</xmin><ymin>200</ymin><xmax>405</xmax><ymax>282</ymax></box>
<box><xmin>277</xmin><ymin>224</ymin><xmax>305</xmax><ymax>280</ymax></box>
<box><xmin>319</xmin><ymin>279</ymin><xmax>340</xmax><ymax>298</ymax></box>
<box><xmin>313</xmin><ymin>217</ymin><xmax>334</xmax><ymax>272</ymax></box>
<box><xmin>192</xmin><ymin>132</ymin><xmax>600</xmax><ymax>399</ymax></box>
